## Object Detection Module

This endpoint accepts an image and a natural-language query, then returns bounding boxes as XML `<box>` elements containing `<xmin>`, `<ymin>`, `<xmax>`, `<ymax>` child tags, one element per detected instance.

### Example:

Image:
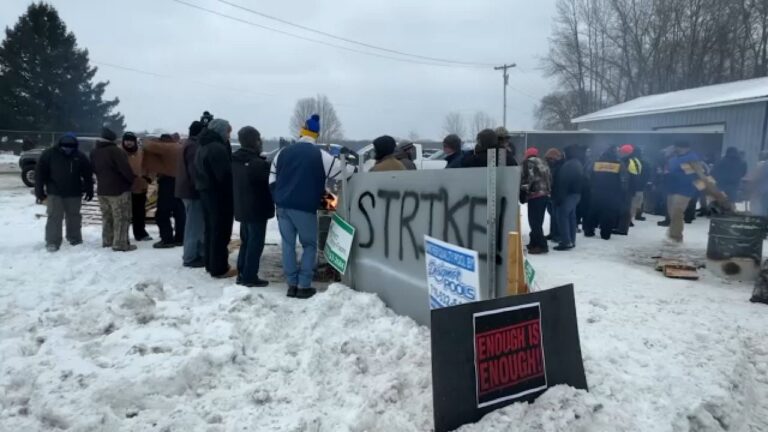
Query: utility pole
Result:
<box><xmin>494</xmin><ymin>63</ymin><xmax>516</xmax><ymax>128</ymax></box>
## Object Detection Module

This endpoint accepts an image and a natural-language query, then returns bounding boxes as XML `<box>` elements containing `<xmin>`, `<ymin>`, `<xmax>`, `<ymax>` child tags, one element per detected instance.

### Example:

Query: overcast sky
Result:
<box><xmin>2</xmin><ymin>0</ymin><xmax>557</xmax><ymax>140</ymax></box>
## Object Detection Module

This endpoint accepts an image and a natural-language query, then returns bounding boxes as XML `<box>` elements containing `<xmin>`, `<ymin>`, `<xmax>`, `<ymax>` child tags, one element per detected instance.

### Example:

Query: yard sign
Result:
<box><xmin>324</xmin><ymin>213</ymin><xmax>356</xmax><ymax>274</ymax></box>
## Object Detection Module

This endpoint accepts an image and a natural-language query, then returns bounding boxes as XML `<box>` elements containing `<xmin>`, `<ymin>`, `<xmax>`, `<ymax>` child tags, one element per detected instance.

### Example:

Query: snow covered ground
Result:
<box><xmin>1</xmin><ymin>176</ymin><xmax>767</xmax><ymax>431</ymax></box>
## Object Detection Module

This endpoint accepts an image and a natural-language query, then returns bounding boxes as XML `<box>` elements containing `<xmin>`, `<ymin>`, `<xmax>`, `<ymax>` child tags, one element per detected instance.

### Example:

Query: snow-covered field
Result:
<box><xmin>1</xmin><ymin>178</ymin><xmax>767</xmax><ymax>431</ymax></box>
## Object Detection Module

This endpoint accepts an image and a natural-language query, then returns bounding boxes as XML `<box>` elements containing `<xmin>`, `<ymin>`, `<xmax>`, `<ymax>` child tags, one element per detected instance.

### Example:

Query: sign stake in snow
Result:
<box><xmin>324</xmin><ymin>213</ymin><xmax>356</xmax><ymax>274</ymax></box>
<box><xmin>425</xmin><ymin>235</ymin><xmax>480</xmax><ymax>309</ymax></box>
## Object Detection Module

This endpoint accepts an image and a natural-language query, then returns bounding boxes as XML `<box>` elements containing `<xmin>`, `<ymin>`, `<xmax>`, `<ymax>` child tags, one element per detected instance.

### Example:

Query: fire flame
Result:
<box><xmin>321</xmin><ymin>193</ymin><xmax>338</xmax><ymax>211</ymax></box>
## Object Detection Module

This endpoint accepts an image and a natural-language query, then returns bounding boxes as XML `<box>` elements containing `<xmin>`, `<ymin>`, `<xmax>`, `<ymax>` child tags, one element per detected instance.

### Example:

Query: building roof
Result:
<box><xmin>572</xmin><ymin>76</ymin><xmax>768</xmax><ymax>124</ymax></box>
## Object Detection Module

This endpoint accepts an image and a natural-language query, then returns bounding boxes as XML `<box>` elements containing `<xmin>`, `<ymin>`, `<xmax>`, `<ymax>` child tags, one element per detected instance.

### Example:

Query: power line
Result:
<box><xmin>215</xmin><ymin>0</ymin><xmax>495</xmax><ymax>68</ymax></box>
<box><xmin>94</xmin><ymin>60</ymin><xmax>276</xmax><ymax>97</ymax></box>
<box><xmin>170</xmin><ymin>0</ymin><xmax>485</xmax><ymax>69</ymax></box>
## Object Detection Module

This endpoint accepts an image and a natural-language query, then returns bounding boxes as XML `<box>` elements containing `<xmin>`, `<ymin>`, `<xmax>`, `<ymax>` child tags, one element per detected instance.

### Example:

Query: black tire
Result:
<box><xmin>21</xmin><ymin>165</ymin><xmax>35</xmax><ymax>187</ymax></box>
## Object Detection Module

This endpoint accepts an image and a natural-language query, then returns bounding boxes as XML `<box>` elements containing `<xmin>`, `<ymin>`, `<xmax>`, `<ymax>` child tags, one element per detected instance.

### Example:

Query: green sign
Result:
<box><xmin>324</xmin><ymin>213</ymin><xmax>356</xmax><ymax>274</ymax></box>
<box><xmin>524</xmin><ymin>259</ymin><xmax>536</xmax><ymax>287</ymax></box>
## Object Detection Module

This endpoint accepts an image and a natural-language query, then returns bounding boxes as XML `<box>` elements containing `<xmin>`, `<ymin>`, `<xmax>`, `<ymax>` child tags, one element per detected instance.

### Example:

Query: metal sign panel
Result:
<box><xmin>346</xmin><ymin>167</ymin><xmax>521</xmax><ymax>326</ymax></box>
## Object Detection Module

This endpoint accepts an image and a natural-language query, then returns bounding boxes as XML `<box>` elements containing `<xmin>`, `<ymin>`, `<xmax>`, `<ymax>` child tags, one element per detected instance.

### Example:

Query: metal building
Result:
<box><xmin>572</xmin><ymin>77</ymin><xmax>768</xmax><ymax>164</ymax></box>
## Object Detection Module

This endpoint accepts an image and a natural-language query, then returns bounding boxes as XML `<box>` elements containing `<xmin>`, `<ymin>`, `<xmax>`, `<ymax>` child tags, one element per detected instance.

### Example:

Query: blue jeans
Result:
<box><xmin>277</xmin><ymin>208</ymin><xmax>318</xmax><ymax>288</ymax></box>
<box><xmin>556</xmin><ymin>194</ymin><xmax>581</xmax><ymax>247</ymax></box>
<box><xmin>182</xmin><ymin>199</ymin><xmax>205</xmax><ymax>265</ymax></box>
<box><xmin>237</xmin><ymin>220</ymin><xmax>267</xmax><ymax>284</ymax></box>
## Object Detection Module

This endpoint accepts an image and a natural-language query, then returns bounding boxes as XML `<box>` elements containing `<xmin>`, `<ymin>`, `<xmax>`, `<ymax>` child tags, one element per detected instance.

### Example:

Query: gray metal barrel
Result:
<box><xmin>707</xmin><ymin>214</ymin><xmax>768</xmax><ymax>278</ymax></box>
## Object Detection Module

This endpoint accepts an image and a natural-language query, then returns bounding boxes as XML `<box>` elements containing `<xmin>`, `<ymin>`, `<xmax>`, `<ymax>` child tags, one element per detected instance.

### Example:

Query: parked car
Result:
<box><xmin>19</xmin><ymin>137</ymin><xmax>101</xmax><ymax>187</ymax></box>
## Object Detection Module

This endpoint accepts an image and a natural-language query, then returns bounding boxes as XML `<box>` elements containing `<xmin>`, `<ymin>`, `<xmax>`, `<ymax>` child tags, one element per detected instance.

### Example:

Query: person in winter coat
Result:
<box><xmin>195</xmin><ymin>118</ymin><xmax>236</xmax><ymax>278</ymax></box>
<box><xmin>176</xmin><ymin>121</ymin><xmax>205</xmax><ymax>268</ymax></box>
<box><xmin>269</xmin><ymin>114</ymin><xmax>350</xmax><ymax>299</ymax></box>
<box><xmin>443</xmin><ymin>134</ymin><xmax>464</xmax><ymax>169</ymax></box>
<box><xmin>371</xmin><ymin>135</ymin><xmax>406</xmax><ymax>172</ymax></box>
<box><xmin>462</xmin><ymin>129</ymin><xmax>517</xmax><ymax>167</ymax></box>
<box><xmin>144</xmin><ymin>134</ymin><xmax>185</xmax><ymax>248</ymax></box>
<box><xmin>584</xmin><ymin>147</ymin><xmax>624</xmax><ymax>240</ymax></box>
<box><xmin>544</xmin><ymin>148</ymin><xmax>565</xmax><ymax>243</ymax></box>
<box><xmin>496</xmin><ymin>127</ymin><xmax>519</xmax><ymax>166</ymax></box>
<box><xmin>749</xmin><ymin>151</ymin><xmax>768</xmax><ymax>216</ymax></box>
<box><xmin>666</xmin><ymin>141</ymin><xmax>701</xmax><ymax>242</ymax></box>
<box><xmin>35</xmin><ymin>134</ymin><xmax>94</xmax><ymax>252</ymax></box>
<box><xmin>121</xmin><ymin>132</ymin><xmax>152</xmax><ymax>242</ymax></box>
<box><xmin>712</xmin><ymin>147</ymin><xmax>747</xmax><ymax>205</ymax></box>
<box><xmin>551</xmin><ymin>145</ymin><xmax>585</xmax><ymax>251</ymax></box>
<box><xmin>90</xmin><ymin>127</ymin><xmax>137</xmax><ymax>252</ymax></box>
<box><xmin>521</xmin><ymin>147</ymin><xmax>551</xmax><ymax>254</ymax></box>
<box><xmin>232</xmin><ymin>126</ymin><xmax>274</xmax><ymax>288</ymax></box>
<box><xmin>396</xmin><ymin>142</ymin><xmax>417</xmax><ymax>170</ymax></box>
<box><xmin>633</xmin><ymin>146</ymin><xmax>651</xmax><ymax>221</ymax></box>
<box><xmin>615</xmin><ymin>144</ymin><xmax>640</xmax><ymax>235</ymax></box>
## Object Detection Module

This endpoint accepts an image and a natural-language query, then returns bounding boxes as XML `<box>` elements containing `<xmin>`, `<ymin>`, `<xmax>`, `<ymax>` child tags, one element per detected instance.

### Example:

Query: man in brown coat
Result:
<box><xmin>144</xmin><ymin>134</ymin><xmax>185</xmax><ymax>248</ymax></box>
<box><xmin>370</xmin><ymin>135</ymin><xmax>406</xmax><ymax>172</ymax></box>
<box><xmin>90</xmin><ymin>127</ymin><xmax>137</xmax><ymax>252</ymax></box>
<box><xmin>121</xmin><ymin>132</ymin><xmax>152</xmax><ymax>242</ymax></box>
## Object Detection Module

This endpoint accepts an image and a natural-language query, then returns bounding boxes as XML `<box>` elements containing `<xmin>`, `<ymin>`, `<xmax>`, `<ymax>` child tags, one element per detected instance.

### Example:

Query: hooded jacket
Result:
<box><xmin>35</xmin><ymin>140</ymin><xmax>93</xmax><ymax>199</ymax></box>
<box><xmin>90</xmin><ymin>140</ymin><xmax>136</xmax><ymax>196</ymax></box>
<box><xmin>123</xmin><ymin>147</ymin><xmax>148</xmax><ymax>193</ymax></box>
<box><xmin>143</xmin><ymin>139</ymin><xmax>182</xmax><ymax>177</ymax></box>
<box><xmin>194</xmin><ymin>128</ymin><xmax>232</xmax><ymax>194</ymax></box>
<box><xmin>712</xmin><ymin>149</ymin><xmax>747</xmax><ymax>192</ymax></box>
<box><xmin>232</xmin><ymin>147</ymin><xmax>274</xmax><ymax>222</ymax></box>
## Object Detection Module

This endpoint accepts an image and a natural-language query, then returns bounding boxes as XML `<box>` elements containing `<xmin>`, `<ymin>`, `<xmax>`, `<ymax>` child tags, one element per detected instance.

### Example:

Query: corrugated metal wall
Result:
<box><xmin>577</xmin><ymin>102</ymin><xmax>768</xmax><ymax>164</ymax></box>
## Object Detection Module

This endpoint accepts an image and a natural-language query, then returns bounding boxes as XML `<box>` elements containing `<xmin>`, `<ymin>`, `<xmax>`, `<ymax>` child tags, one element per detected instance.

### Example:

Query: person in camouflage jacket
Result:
<box><xmin>521</xmin><ymin>147</ymin><xmax>552</xmax><ymax>254</ymax></box>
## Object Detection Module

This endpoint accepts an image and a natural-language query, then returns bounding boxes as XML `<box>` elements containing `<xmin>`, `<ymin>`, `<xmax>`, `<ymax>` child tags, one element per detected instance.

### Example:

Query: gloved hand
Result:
<box><xmin>83</xmin><ymin>190</ymin><xmax>94</xmax><ymax>202</ymax></box>
<box><xmin>36</xmin><ymin>194</ymin><xmax>46</xmax><ymax>205</ymax></box>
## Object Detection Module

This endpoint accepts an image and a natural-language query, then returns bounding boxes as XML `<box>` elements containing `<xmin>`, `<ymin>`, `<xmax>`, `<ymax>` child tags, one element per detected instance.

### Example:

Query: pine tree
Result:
<box><xmin>0</xmin><ymin>2</ymin><xmax>124</xmax><ymax>133</ymax></box>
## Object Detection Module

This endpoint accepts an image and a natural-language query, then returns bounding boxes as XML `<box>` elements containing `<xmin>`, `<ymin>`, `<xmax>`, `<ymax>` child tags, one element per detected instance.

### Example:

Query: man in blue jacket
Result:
<box><xmin>666</xmin><ymin>141</ymin><xmax>701</xmax><ymax>243</ymax></box>
<box><xmin>270</xmin><ymin>114</ymin><xmax>348</xmax><ymax>299</ymax></box>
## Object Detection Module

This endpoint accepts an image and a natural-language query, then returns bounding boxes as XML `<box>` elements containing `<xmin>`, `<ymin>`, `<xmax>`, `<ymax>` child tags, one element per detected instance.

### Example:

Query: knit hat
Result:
<box><xmin>300</xmin><ymin>114</ymin><xmax>321</xmax><ymax>140</ymax></box>
<box><xmin>373</xmin><ymin>135</ymin><xmax>397</xmax><ymax>160</ymax></box>
<box><xmin>238</xmin><ymin>126</ymin><xmax>262</xmax><ymax>152</ymax></box>
<box><xmin>443</xmin><ymin>134</ymin><xmax>462</xmax><ymax>152</ymax></box>
<box><xmin>476</xmin><ymin>129</ymin><xmax>498</xmax><ymax>152</ymax></box>
<box><xmin>495</xmin><ymin>126</ymin><xmax>510</xmax><ymax>139</ymax></box>
<box><xmin>189</xmin><ymin>121</ymin><xmax>204</xmax><ymax>138</ymax></box>
<box><xmin>101</xmin><ymin>126</ymin><xmax>117</xmax><ymax>142</ymax></box>
<box><xmin>122</xmin><ymin>132</ymin><xmax>137</xmax><ymax>143</ymax></box>
<box><xmin>525</xmin><ymin>147</ymin><xmax>539</xmax><ymax>158</ymax></box>
<box><xmin>208</xmin><ymin>118</ymin><xmax>232</xmax><ymax>141</ymax></box>
<box><xmin>619</xmin><ymin>144</ymin><xmax>634</xmax><ymax>156</ymax></box>
<box><xmin>58</xmin><ymin>133</ymin><xmax>78</xmax><ymax>148</ymax></box>
<box><xmin>544</xmin><ymin>148</ymin><xmax>564</xmax><ymax>162</ymax></box>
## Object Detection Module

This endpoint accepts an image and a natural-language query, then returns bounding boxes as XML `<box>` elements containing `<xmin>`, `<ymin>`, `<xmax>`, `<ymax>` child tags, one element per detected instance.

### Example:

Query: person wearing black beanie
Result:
<box><xmin>371</xmin><ymin>135</ymin><xmax>405</xmax><ymax>172</ymax></box>
<box><xmin>175</xmin><ymin>120</ymin><xmax>206</xmax><ymax>267</ymax></box>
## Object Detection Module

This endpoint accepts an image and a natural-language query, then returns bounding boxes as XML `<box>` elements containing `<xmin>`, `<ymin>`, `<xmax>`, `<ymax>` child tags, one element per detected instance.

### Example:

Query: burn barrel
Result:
<box><xmin>706</xmin><ymin>214</ymin><xmax>768</xmax><ymax>280</ymax></box>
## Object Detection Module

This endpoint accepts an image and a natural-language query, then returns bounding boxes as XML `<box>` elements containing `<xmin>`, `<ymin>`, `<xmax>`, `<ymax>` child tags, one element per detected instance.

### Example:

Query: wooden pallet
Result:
<box><xmin>655</xmin><ymin>258</ymin><xmax>700</xmax><ymax>280</ymax></box>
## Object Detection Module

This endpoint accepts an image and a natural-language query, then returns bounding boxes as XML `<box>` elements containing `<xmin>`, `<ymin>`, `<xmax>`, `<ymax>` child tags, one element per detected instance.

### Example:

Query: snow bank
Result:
<box><xmin>1</xmin><ymin>189</ymin><xmax>767</xmax><ymax>431</ymax></box>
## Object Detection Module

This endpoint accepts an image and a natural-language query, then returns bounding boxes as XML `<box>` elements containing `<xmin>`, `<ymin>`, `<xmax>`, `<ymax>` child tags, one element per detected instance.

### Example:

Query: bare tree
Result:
<box><xmin>407</xmin><ymin>130</ymin><xmax>420</xmax><ymax>141</ymax></box>
<box><xmin>470</xmin><ymin>111</ymin><xmax>496</xmax><ymax>138</ymax></box>
<box><xmin>542</xmin><ymin>0</ymin><xmax>768</xmax><ymax>125</ymax></box>
<box><xmin>290</xmin><ymin>94</ymin><xmax>344</xmax><ymax>143</ymax></box>
<box><xmin>443</xmin><ymin>112</ymin><xmax>467</xmax><ymax>139</ymax></box>
<box><xmin>535</xmin><ymin>91</ymin><xmax>582</xmax><ymax>130</ymax></box>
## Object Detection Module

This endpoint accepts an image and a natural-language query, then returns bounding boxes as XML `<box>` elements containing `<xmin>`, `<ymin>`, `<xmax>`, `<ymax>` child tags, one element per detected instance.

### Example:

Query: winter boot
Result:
<box><xmin>295</xmin><ymin>288</ymin><xmax>317</xmax><ymax>299</ymax></box>
<box><xmin>113</xmin><ymin>244</ymin><xmax>137</xmax><ymax>252</ymax></box>
<box><xmin>286</xmin><ymin>286</ymin><xmax>298</xmax><ymax>298</ymax></box>
<box><xmin>46</xmin><ymin>244</ymin><xmax>60</xmax><ymax>252</ymax></box>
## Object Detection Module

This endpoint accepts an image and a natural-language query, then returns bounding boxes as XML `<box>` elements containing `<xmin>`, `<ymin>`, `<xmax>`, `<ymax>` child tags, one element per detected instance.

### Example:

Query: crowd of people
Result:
<box><xmin>33</xmin><ymin>114</ymin><xmax>757</xmax><ymax>294</ymax></box>
<box><xmin>35</xmin><ymin>113</ymin><xmax>348</xmax><ymax>299</ymax></box>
